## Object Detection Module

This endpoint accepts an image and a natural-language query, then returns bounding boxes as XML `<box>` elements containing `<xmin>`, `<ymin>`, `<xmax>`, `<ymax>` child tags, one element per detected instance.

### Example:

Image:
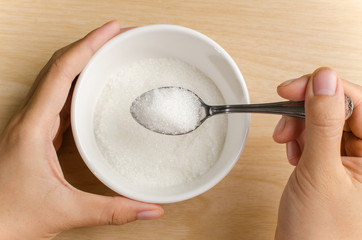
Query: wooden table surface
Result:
<box><xmin>2</xmin><ymin>1</ymin><xmax>362</xmax><ymax>239</ymax></box>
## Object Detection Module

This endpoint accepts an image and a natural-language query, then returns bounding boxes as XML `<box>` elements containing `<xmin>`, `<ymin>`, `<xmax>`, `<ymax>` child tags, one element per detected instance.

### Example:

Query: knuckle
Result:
<box><xmin>4</xmin><ymin>114</ymin><xmax>42</xmax><ymax>145</ymax></box>
<box><xmin>51</xmin><ymin>47</ymin><xmax>65</xmax><ymax>60</ymax></box>
<box><xmin>108</xmin><ymin>211</ymin><xmax>134</xmax><ymax>225</ymax></box>
<box><xmin>80</xmin><ymin>35</ymin><xmax>97</xmax><ymax>55</ymax></box>
<box><xmin>52</xmin><ymin>57</ymin><xmax>64</xmax><ymax>72</ymax></box>
<box><xmin>307</xmin><ymin>97</ymin><xmax>345</xmax><ymax>128</ymax></box>
<box><xmin>50</xmin><ymin>56</ymin><xmax>72</xmax><ymax>81</ymax></box>
<box><xmin>48</xmin><ymin>47</ymin><xmax>74</xmax><ymax>81</ymax></box>
<box><xmin>307</xmin><ymin>110</ymin><xmax>344</xmax><ymax>139</ymax></box>
<box><xmin>308</xmin><ymin>110</ymin><xmax>342</xmax><ymax>128</ymax></box>
<box><xmin>103</xmin><ymin>197</ymin><xmax>137</xmax><ymax>225</ymax></box>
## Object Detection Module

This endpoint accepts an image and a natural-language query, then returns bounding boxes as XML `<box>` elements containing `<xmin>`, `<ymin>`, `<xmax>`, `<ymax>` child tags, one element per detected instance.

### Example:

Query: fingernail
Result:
<box><xmin>274</xmin><ymin>116</ymin><xmax>287</xmax><ymax>135</ymax></box>
<box><xmin>137</xmin><ymin>210</ymin><xmax>162</xmax><ymax>220</ymax></box>
<box><xmin>278</xmin><ymin>78</ymin><xmax>297</xmax><ymax>87</ymax></box>
<box><xmin>313</xmin><ymin>69</ymin><xmax>337</xmax><ymax>96</ymax></box>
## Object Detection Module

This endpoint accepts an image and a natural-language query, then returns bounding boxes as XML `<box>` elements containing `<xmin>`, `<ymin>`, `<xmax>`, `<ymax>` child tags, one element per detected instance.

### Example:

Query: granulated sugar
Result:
<box><xmin>130</xmin><ymin>87</ymin><xmax>202</xmax><ymax>135</ymax></box>
<box><xmin>94</xmin><ymin>58</ymin><xmax>227</xmax><ymax>188</ymax></box>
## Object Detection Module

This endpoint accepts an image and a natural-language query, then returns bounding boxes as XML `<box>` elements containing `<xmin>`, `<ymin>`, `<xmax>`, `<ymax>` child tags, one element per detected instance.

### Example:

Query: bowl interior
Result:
<box><xmin>72</xmin><ymin>25</ymin><xmax>250</xmax><ymax>203</ymax></box>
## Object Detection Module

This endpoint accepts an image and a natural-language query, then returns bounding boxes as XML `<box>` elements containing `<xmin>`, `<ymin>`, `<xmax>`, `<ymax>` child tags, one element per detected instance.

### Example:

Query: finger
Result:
<box><xmin>287</xmin><ymin>140</ymin><xmax>301</xmax><ymax>166</ymax></box>
<box><xmin>279</xmin><ymin>74</ymin><xmax>362</xmax><ymax>139</ymax></box>
<box><xmin>69</xmin><ymin>191</ymin><xmax>164</xmax><ymax>228</ymax></box>
<box><xmin>25</xmin><ymin>21</ymin><xmax>130</xmax><ymax>127</ymax></box>
<box><xmin>301</xmin><ymin>67</ymin><xmax>345</xmax><ymax>172</ymax></box>
<box><xmin>277</xmin><ymin>74</ymin><xmax>310</xmax><ymax>101</ymax></box>
<box><xmin>273</xmin><ymin>116</ymin><xmax>304</xmax><ymax>166</ymax></box>
<box><xmin>343</xmin><ymin>132</ymin><xmax>362</xmax><ymax>157</ymax></box>
<box><xmin>273</xmin><ymin>116</ymin><xmax>305</xmax><ymax>144</ymax></box>
<box><xmin>52</xmin><ymin>81</ymin><xmax>75</xmax><ymax>149</ymax></box>
<box><xmin>342</xmin><ymin>156</ymin><xmax>362</xmax><ymax>183</ymax></box>
<box><xmin>273</xmin><ymin>116</ymin><xmax>287</xmax><ymax>143</ymax></box>
<box><xmin>342</xmin><ymin>80</ymin><xmax>362</xmax><ymax>139</ymax></box>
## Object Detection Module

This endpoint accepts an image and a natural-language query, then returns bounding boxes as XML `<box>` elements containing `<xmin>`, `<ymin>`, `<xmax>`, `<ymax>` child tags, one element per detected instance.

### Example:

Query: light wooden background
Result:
<box><xmin>1</xmin><ymin>1</ymin><xmax>362</xmax><ymax>239</ymax></box>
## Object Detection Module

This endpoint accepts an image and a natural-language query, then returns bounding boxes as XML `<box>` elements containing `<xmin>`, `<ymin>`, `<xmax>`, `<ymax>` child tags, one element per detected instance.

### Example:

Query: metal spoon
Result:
<box><xmin>130</xmin><ymin>87</ymin><xmax>353</xmax><ymax>135</ymax></box>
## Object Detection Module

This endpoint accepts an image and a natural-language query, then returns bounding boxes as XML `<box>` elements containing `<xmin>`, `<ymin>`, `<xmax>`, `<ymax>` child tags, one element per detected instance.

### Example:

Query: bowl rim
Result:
<box><xmin>71</xmin><ymin>24</ymin><xmax>250</xmax><ymax>203</ymax></box>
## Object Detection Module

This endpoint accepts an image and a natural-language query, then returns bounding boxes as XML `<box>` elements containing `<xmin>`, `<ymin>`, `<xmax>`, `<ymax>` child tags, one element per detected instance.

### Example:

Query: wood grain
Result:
<box><xmin>1</xmin><ymin>0</ymin><xmax>362</xmax><ymax>239</ymax></box>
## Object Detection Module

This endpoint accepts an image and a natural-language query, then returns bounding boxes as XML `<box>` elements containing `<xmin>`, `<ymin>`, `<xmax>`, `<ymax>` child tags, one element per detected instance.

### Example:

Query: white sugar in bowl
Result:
<box><xmin>71</xmin><ymin>25</ymin><xmax>250</xmax><ymax>203</ymax></box>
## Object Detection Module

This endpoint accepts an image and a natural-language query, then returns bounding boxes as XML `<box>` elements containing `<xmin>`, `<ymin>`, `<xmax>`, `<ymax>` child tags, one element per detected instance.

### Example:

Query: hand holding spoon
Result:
<box><xmin>130</xmin><ymin>87</ymin><xmax>353</xmax><ymax>135</ymax></box>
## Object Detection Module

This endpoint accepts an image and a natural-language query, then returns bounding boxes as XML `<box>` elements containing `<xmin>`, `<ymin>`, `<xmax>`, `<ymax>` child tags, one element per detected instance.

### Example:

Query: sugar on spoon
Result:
<box><xmin>130</xmin><ymin>87</ymin><xmax>353</xmax><ymax>135</ymax></box>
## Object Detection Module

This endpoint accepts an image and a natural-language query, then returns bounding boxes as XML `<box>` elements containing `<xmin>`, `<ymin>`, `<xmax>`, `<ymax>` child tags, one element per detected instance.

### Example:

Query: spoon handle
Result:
<box><xmin>210</xmin><ymin>95</ymin><xmax>353</xmax><ymax>120</ymax></box>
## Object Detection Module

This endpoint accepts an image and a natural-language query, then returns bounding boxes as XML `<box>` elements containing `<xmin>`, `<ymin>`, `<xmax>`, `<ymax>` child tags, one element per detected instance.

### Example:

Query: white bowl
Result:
<box><xmin>71</xmin><ymin>24</ymin><xmax>250</xmax><ymax>203</ymax></box>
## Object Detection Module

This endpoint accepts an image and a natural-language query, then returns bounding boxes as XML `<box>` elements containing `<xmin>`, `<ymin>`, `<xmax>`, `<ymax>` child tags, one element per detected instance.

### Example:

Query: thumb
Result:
<box><xmin>301</xmin><ymin>67</ymin><xmax>345</xmax><ymax>171</ymax></box>
<box><xmin>69</xmin><ymin>190</ymin><xmax>164</xmax><ymax>228</ymax></box>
